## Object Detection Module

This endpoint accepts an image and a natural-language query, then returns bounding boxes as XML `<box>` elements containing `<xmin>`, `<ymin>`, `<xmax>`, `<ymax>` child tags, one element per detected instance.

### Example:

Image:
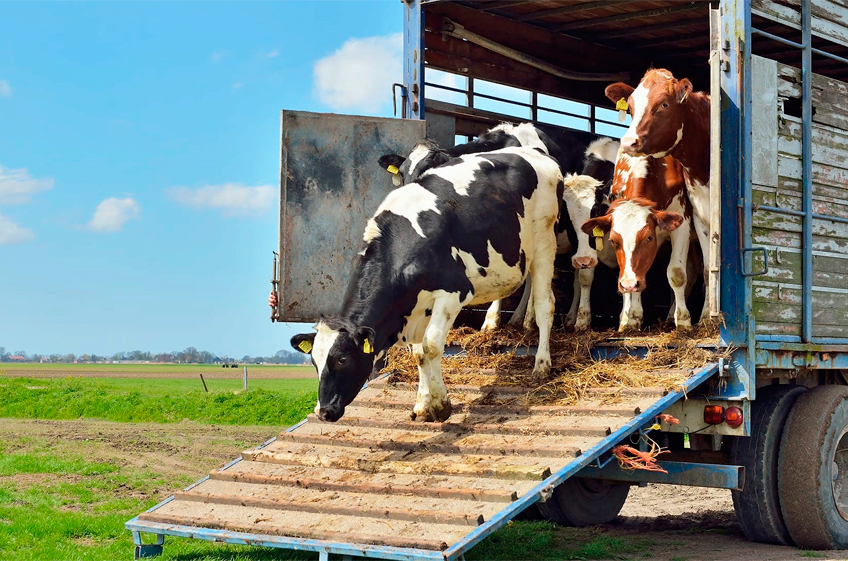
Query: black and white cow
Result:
<box><xmin>380</xmin><ymin>123</ymin><xmax>618</xmax><ymax>331</ymax></box>
<box><xmin>292</xmin><ymin>146</ymin><xmax>563</xmax><ymax>423</ymax></box>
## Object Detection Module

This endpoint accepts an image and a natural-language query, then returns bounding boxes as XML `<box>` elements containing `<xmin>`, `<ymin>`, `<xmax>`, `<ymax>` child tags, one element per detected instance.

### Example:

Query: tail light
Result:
<box><xmin>704</xmin><ymin>405</ymin><xmax>724</xmax><ymax>424</ymax></box>
<box><xmin>724</xmin><ymin>406</ymin><xmax>744</xmax><ymax>428</ymax></box>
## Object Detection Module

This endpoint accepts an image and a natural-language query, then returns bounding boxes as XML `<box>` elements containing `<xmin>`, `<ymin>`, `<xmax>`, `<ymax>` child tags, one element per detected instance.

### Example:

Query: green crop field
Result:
<box><xmin>0</xmin><ymin>362</ymin><xmax>312</xmax><ymax>374</ymax></box>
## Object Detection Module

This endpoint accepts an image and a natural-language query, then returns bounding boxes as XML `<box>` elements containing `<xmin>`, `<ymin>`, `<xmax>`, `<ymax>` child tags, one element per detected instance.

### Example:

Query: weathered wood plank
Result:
<box><xmin>752</xmin><ymin>186</ymin><xmax>848</xmax><ymax>221</ymax></box>
<box><xmin>208</xmin><ymin>469</ymin><xmax>521</xmax><ymax>503</ymax></box>
<box><xmin>752</xmin><ymin>226</ymin><xmax>848</xmax><ymax>256</ymax></box>
<box><xmin>751</xmin><ymin>248</ymin><xmax>848</xmax><ymax>289</ymax></box>
<box><xmin>753</xmin><ymin>0</ymin><xmax>848</xmax><ymax>50</ymax></box>
<box><xmin>751</xmin><ymin>208</ymin><xmax>848</xmax><ymax>241</ymax></box>
<box><xmin>753</xmin><ymin>55</ymin><xmax>779</xmax><ymax>187</ymax></box>
<box><xmin>173</xmin><ymin>490</ymin><xmax>487</xmax><ymax>527</ymax></box>
<box><xmin>752</xmin><ymin>287</ymin><xmax>848</xmax><ymax>327</ymax></box>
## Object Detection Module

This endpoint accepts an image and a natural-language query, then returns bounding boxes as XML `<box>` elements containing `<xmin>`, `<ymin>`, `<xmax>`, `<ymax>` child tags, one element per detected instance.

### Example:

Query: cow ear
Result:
<box><xmin>291</xmin><ymin>333</ymin><xmax>316</xmax><ymax>354</ymax></box>
<box><xmin>676</xmin><ymin>78</ymin><xmax>693</xmax><ymax>104</ymax></box>
<box><xmin>655</xmin><ymin>210</ymin><xmax>685</xmax><ymax>231</ymax></box>
<box><xmin>605</xmin><ymin>82</ymin><xmax>635</xmax><ymax>104</ymax></box>
<box><xmin>378</xmin><ymin>154</ymin><xmax>406</xmax><ymax>175</ymax></box>
<box><xmin>431</xmin><ymin>149</ymin><xmax>452</xmax><ymax>168</ymax></box>
<box><xmin>353</xmin><ymin>327</ymin><xmax>376</xmax><ymax>355</ymax></box>
<box><xmin>582</xmin><ymin>215</ymin><xmax>612</xmax><ymax>236</ymax></box>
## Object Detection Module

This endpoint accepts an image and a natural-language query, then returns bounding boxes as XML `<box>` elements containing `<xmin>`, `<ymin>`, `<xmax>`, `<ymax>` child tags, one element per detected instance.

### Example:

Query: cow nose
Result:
<box><xmin>619</xmin><ymin>279</ymin><xmax>641</xmax><ymax>293</ymax></box>
<box><xmin>620</xmin><ymin>135</ymin><xmax>639</xmax><ymax>153</ymax></box>
<box><xmin>572</xmin><ymin>256</ymin><xmax>597</xmax><ymax>269</ymax></box>
<box><xmin>318</xmin><ymin>407</ymin><xmax>343</xmax><ymax>423</ymax></box>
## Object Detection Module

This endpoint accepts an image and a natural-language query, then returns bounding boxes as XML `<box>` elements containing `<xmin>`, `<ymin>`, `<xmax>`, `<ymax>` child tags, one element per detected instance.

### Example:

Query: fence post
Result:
<box><xmin>243</xmin><ymin>366</ymin><xmax>248</xmax><ymax>391</ymax></box>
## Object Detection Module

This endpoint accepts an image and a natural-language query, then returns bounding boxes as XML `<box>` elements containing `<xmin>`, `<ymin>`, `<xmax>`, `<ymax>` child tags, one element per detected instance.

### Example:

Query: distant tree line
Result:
<box><xmin>0</xmin><ymin>346</ymin><xmax>307</xmax><ymax>365</ymax></box>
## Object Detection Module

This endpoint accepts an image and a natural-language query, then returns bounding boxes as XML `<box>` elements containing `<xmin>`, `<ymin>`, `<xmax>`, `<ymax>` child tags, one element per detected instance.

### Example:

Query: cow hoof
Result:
<box><xmin>480</xmin><ymin>319</ymin><xmax>500</xmax><ymax>332</ymax></box>
<box><xmin>575</xmin><ymin>312</ymin><xmax>591</xmax><ymax>331</ymax></box>
<box><xmin>411</xmin><ymin>399</ymin><xmax>453</xmax><ymax>423</ymax></box>
<box><xmin>618</xmin><ymin>321</ymin><xmax>642</xmax><ymax>332</ymax></box>
<box><xmin>533</xmin><ymin>358</ymin><xmax>552</xmax><ymax>377</ymax></box>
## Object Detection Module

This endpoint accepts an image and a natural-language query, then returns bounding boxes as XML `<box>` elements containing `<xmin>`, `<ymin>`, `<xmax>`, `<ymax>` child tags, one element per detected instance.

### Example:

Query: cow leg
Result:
<box><xmin>687</xmin><ymin>183</ymin><xmax>712</xmax><ymax>323</ymax></box>
<box><xmin>667</xmin><ymin>223</ymin><xmax>692</xmax><ymax>329</ymax></box>
<box><xmin>619</xmin><ymin>292</ymin><xmax>643</xmax><ymax>331</ymax></box>
<box><xmin>507</xmin><ymin>280</ymin><xmax>533</xmax><ymax>327</ymax></box>
<box><xmin>530</xmin><ymin>249</ymin><xmax>556</xmax><ymax>378</ymax></box>
<box><xmin>411</xmin><ymin>294</ymin><xmax>461</xmax><ymax>422</ymax></box>
<box><xmin>481</xmin><ymin>300</ymin><xmax>501</xmax><ymax>332</ymax></box>
<box><xmin>565</xmin><ymin>274</ymin><xmax>580</xmax><ymax>328</ymax></box>
<box><xmin>522</xmin><ymin>282</ymin><xmax>536</xmax><ymax>331</ymax></box>
<box><xmin>574</xmin><ymin>267</ymin><xmax>594</xmax><ymax>331</ymax></box>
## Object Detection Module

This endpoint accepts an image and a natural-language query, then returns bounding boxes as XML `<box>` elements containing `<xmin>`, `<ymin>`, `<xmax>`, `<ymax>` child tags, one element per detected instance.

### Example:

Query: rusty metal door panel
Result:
<box><xmin>276</xmin><ymin>111</ymin><xmax>426</xmax><ymax>322</ymax></box>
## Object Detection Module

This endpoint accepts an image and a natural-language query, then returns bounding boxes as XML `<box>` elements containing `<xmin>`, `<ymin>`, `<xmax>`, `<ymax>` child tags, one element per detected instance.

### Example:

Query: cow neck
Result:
<box><xmin>338</xmin><ymin>247</ymin><xmax>412</xmax><ymax>355</ymax></box>
<box><xmin>668</xmin><ymin>92</ymin><xmax>710</xmax><ymax>185</ymax></box>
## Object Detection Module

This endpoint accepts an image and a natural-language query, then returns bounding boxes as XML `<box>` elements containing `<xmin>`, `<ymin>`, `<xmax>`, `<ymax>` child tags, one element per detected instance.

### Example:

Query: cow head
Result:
<box><xmin>291</xmin><ymin>319</ymin><xmax>376</xmax><ymax>422</ymax></box>
<box><xmin>605</xmin><ymin>69</ymin><xmax>693</xmax><ymax>158</ymax></box>
<box><xmin>582</xmin><ymin>199</ymin><xmax>683</xmax><ymax>293</ymax></box>
<box><xmin>378</xmin><ymin>140</ymin><xmax>451</xmax><ymax>186</ymax></box>
<box><xmin>561</xmin><ymin>174</ymin><xmax>605</xmax><ymax>270</ymax></box>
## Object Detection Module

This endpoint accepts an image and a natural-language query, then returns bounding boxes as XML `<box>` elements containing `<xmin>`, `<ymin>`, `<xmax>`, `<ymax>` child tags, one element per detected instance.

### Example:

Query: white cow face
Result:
<box><xmin>291</xmin><ymin>321</ymin><xmax>376</xmax><ymax>422</ymax></box>
<box><xmin>561</xmin><ymin>174</ymin><xmax>603</xmax><ymax>270</ymax></box>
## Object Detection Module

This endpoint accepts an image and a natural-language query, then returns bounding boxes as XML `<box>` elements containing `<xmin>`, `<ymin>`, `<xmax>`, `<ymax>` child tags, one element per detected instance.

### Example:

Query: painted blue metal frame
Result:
<box><xmin>802</xmin><ymin>0</ymin><xmax>814</xmax><ymax>344</ymax></box>
<box><xmin>403</xmin><ymin>0</ymin><xmax>424</xmax><ymax>120</ymax></box>
<box><xmin>577</xmin><ymin>460</ymin><xmax>744</xmax><ymax>491</ymax></box>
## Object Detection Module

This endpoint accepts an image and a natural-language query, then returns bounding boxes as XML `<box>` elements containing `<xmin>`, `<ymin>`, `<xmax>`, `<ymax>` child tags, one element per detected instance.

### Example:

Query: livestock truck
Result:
<box><xmin>128</xmin><ymin>0</ymin><xmax>848</xmax><ymax>558</ymax></box>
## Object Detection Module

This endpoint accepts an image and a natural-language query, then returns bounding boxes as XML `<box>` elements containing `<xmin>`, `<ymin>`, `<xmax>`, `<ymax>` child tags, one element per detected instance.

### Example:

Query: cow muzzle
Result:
<box><xmin>318</xmin><ymin>406</ymin><xmax>345</xmax><ymax>422</ymax></box>
<box><xmin>620</xmin><ymin>135</ymin><xmax>644</xmax><ymax>155</ymax></box>
<box><xmin>572</xmin><ymin>256</ymin><xmax>597</xmax><ymax>269</ymax></box>
<box><xmin>619</xmin><ymin>278</ymin><xmax>643</xmax><ymax>293</ymax></box>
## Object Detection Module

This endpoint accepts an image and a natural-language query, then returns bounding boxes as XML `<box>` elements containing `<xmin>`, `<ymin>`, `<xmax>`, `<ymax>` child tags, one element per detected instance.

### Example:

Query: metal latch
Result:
<box><xmin>741</xmin><ymin>247</ymin><xmax>769</xmax><ymax>277</ymax></box>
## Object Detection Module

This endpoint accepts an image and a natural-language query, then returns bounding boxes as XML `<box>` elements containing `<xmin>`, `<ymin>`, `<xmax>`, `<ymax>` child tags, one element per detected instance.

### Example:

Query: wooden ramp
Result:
<box><xmin>126</xmin><ymin>364</ymin><xmax>718</xmax><ymax>560</ymax></box>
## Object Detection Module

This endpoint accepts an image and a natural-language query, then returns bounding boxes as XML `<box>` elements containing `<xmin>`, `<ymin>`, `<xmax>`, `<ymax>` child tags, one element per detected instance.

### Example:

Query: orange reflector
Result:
<box><xmin>725</xmin><ymin>406</ymin><xmax>744</xmax><ymax>428</ymax></box>
<box><xmin>704</xmin><ymin>404</ymin><xmax>724</xmax><ymax>424</ymax></box>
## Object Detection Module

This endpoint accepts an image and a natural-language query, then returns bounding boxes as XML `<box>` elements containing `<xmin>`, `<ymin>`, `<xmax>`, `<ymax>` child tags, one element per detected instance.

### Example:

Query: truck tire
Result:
<box><xmin>778</xmin><ymin>385</ymin><xmax>848</xmax><ymax>549</ymax></box>
<box><xmin>536</xmin><ymin>477</ymin><xmax>629</xmax><ymax>526</ymax></box>
<box><xmin>729</xmin><ymin>384</ymin><xmax>806</xmax><ymax>545</ymax></box>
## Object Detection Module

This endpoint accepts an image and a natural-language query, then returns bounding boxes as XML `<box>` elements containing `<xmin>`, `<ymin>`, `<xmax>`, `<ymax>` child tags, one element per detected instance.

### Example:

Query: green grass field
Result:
<box><xmin>0</xmin><ymin>362</ymin><xmax>311</xmax><ymax>374</ymax></box>
<box><xmin>0</xmin><ymin>376</ymin><xmax>317</xmax><ymax>425</ymax></box>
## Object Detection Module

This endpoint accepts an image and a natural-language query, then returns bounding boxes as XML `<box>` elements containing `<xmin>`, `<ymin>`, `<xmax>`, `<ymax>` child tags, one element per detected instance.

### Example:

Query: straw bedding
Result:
<box><xmin>382</xmin><ymin>320</ymin><xmax>729</xmax><ymax>406</ymax></box>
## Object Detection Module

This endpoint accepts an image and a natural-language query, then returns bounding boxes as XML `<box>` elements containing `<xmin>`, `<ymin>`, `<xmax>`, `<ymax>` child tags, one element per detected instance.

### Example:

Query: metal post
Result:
<box><xmin>402</xmin><ymin>0</ymin><xmax>424</xmax><ymax>120</ymax></box>
<box><xmin>709</xmin><ymin>7</ymin><xmax>722</xmax><ymax>319</ymax></box>
<box><xmin>801</xmin><ymin>0</ymin><xmax>813</xmax><ymax>342</ymax></box>
<box><xmin>719</xmin><ymin>0</ymin><xmax>751</xmax><ymax>347</ymax></box>
<box><xmin>243</xmin><ymin>366</ymin><xmax>248</xmax><ymax>391</ymax></box>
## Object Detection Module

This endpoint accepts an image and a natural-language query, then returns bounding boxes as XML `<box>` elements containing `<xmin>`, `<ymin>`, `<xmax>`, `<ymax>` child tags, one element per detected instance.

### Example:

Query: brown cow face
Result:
<box><xmin>606</xmin><ymin>70</ymin><xmax>693</xmax><ymax>158</ymax></box>
<box><xmin>582</xmin><ymin>200</ymin><xmax>683</xmax><ymax>293</ymax></box>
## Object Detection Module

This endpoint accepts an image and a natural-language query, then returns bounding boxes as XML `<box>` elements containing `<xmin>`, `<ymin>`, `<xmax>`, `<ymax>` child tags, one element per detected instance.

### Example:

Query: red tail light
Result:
<box><xmin>724</xmin><ymin>406</ymin><xmax>744</xmax><ymax>428</ymax></box>
<box><xmin>704</xmin><ymin>405</ymin><xmax>724</xmax><ymax>424</ymax></box>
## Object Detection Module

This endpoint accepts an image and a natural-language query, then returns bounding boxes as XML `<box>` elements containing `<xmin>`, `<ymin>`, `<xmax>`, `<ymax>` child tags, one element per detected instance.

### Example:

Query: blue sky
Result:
<box><xmin>0</xmin><ymin>1</ymin><xmax>405</xmax><ymax>357</ymax></box>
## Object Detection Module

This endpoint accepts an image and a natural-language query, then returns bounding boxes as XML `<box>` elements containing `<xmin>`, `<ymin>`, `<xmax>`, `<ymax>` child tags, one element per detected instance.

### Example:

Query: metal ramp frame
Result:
<box><xmin>126</xmin><ymin>363</ymin><xmax>719</xmax><ymax>561</ymax></box>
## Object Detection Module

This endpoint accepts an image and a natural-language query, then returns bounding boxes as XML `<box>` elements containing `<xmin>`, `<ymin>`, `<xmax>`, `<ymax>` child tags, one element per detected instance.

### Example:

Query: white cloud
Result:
<box><xmin>0</xmin><ymin>165</ymin><xmax>54</xmax><ymax>204</ymax></box>
<box><xmin>166</xmin><ymin>183</ymin><xmax>275</xmax><ymax>216</ymax></box>
<box><xmin>86</xmin><ymin>197</ymin><xmax>140</xmax><ymax>232</ymax></box>
<box><xmin>210</xmin><ymin>50</ymin><xmax>231</xmax><ymax>63</ymax></box>
<box><xmin>231</xmin><ymin>82</ymin><xmax>244</xmax><ymax>90</ymax></box>
<box><xmin>313</xmin><ymin>33</ymin><xmax>402</xmax><ymax>113</ymax></box>
<box><xmin>0</xmin><ymin>80</ymin><xmax>11</xmax><ymax>98</ymax></box>
<box><xmin>0</xmin><ymin>213</ymin><xmax>34</xmax><ymax>245</ymax></box>
<box><xmin>262</xmin><ymin>49</ymin><xmax>279</xmax><ymax>59</ymax></box>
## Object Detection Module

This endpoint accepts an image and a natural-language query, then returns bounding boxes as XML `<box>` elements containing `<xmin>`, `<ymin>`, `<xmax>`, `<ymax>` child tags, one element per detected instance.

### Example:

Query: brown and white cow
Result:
<box><xmin>605</xmin><ymin>69</ymin><xmax>711</xmax><ymax>321</ymax></box>
<box><xmin>582</xmin><ymin>152</ymin><xmax>692</xmax><ymax>331</ymax></box>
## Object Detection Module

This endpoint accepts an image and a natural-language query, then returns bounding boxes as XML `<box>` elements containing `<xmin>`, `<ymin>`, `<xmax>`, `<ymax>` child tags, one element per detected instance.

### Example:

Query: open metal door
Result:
<box><xmin>272</xmin><ymin>111</ymin><xmax>426</xmax><ymax>322</ymax></box>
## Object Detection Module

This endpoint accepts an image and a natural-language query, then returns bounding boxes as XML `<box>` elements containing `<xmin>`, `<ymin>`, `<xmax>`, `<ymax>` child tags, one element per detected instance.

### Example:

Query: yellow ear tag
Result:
<box><xmin>616</xmin><ymin>98</ymin><xmax>629</xmax><ymax>123</ymax></box>
<box><xmin>363</xmin><ymin>339</ymin><xmax>373</xmax><ymax>354</ymax></box>
<box><xmin>592</xmin><ymin>226</ymin><xmax>605</xmax><ymax>251</ymax></box>
<box><xmin>298</xmin><ymin>340</ymin><xmax>313</xmax><ymax>353</ymax></box>
<box><xmin>649</xmin><ymin>423</ymin><xmax>662</xmax><ymax>431</ymax></box>
<box><xmin>386</xmin><ymin>165</ymin><xmax>399</xmax><ymax>175</ymax></box>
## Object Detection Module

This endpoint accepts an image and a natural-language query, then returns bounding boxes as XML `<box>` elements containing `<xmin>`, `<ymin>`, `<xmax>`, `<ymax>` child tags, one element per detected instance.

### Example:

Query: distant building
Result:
<box><xmin>9</xmin><ymin>355</ymin><xmax>25</xmax><ymax>362</ymax></box>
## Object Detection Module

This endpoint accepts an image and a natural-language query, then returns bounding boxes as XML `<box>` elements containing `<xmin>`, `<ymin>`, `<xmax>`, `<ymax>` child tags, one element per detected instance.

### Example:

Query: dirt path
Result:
<box><xmin>1</xmin><ymin>418</ymin><xmax>843</xmax><ymax>560</ymax></box>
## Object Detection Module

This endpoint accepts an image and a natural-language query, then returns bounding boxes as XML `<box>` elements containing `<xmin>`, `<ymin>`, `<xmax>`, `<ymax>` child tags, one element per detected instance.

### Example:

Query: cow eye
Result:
<box><xmin>338</xmin><ymin>356</ymin><xmax>347</xmax><ymax>365</ymax></box>
<box><xmin>661</xmin><ymin>102</ymin><xmax>669</xmax><ymax>109</ymax></box>
<box><xmin>646</xmin><ymin>235</ymin><xmax>654</xmax><ymax>243</ymax></box>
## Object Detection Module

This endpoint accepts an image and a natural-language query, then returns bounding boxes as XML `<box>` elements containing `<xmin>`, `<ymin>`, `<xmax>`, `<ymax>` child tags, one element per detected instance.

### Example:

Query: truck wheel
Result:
<box><xmin>729</xmin><ymin>384</ymin><xmax>806</xmax><ymax>545</ymax></box>
<box><xmin>778</xmin><ymin>385</ymin><xmax>848</xmax><ymax>549</ymax></box>
<box><xmin>536</xmin><ymin>477</ymin><xmax>629</xmax><ymax>526</ymax></box>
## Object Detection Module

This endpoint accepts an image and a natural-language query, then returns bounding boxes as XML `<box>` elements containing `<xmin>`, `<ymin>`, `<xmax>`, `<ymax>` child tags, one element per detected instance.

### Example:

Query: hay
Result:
<box><xmin>382</xmin><ymin>322</ymin><xmax>730</xmax><ymax>406</ymax></box>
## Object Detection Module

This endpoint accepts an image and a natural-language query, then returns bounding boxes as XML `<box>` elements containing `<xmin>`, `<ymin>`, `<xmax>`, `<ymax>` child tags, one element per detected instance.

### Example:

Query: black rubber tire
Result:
<box><xmin>778</xmin><ymin>385</ymin><xmax>848</xmax><ymax>549</ymax></box>
<box><xmin>536</xmin><ymin>477</ymin><xmax>630</xmax><ymax>526</ymax></box>
<box><xmin>729</xmin><ymin>384</ymin><xmax>807</xmax><ymax>545</ymax></box>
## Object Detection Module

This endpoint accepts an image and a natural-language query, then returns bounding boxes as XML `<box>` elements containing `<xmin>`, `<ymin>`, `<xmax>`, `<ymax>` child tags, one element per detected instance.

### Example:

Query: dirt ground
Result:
<box><xmin>2</xmin><ymin>419</ymin><xmax>845</xmax><ymax>560</ymax></box>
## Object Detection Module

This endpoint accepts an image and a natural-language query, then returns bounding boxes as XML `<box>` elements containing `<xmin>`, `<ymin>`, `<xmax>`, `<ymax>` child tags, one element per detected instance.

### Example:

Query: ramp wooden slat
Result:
<box><xmin>130</xmin><ymin>366</ymin><xmax>715</xmax><ymax>556</ymax></box>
